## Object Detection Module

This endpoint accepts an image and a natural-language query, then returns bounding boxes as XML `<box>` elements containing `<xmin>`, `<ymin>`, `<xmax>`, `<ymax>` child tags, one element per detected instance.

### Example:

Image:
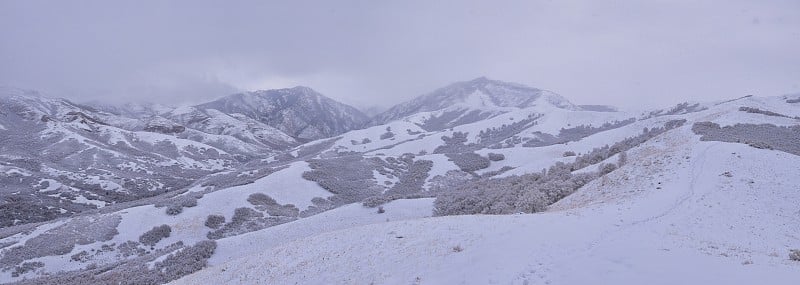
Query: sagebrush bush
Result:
<box><xmin>692</xmin><ymin>122</ymin><xmax>800</xmax><ymax>155</ymax></box>
<box><xmin>487</xmin><ymin>153</ymin><xmax>505</xmax><ymax>161</ymax></box>
<box><xmin>446</xmin><ymin>152</ymin><xmax>490</xmax><ymax>172</ymax></box>
<box><xmin>138</xmin><ymin>224</ymin><xmax>171</xmax><ymax>247</ymax></box>
<box><xmin>790</xmin><ymin>249</ymin><xmax>800</xmax><ymax>261</ymax></box>
<box><xmin>205</xmin><ymin>214</ymin><xmax>225</xmax><ymax>229</ymax></box>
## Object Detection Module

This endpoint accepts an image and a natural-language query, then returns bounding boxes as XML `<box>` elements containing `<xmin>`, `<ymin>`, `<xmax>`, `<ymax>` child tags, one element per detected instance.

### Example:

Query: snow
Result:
<box><xmin>208</xmin><ymin>198</ymin><xmax>435</xmax><ymax>266</ymax></box>
<box><xmin>173</xmin><ymin>117</ymin><xmax>800</xmax><ymax>285</ymax></box>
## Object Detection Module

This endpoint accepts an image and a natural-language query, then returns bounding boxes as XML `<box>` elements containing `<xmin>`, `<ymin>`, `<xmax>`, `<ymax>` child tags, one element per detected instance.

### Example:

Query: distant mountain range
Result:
<box><xmin>1</xmin><ymin>78</ymin><xmax>798</xmax><ymax>284</ymax></box>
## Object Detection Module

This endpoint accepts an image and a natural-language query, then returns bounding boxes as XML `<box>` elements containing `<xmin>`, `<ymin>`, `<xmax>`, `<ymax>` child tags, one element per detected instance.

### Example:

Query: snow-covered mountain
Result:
<box><xmin>0</xmin><ymin>86</ymin><xmax>367</xmax><ymax>229</ymax></box>
<box><xmin>373</xmin><ymin>77</ymin><xmax>578</xmax><ymax>131</ymax></box>
<box><xmin>1</xmin><ymin>81</ymin><xmax>799</xmax><ymax>284</ymax></box>
<box><xmin>196</xmin><ymin>86</ymin><xmax>370</xmax><ymax>141</ymax></box>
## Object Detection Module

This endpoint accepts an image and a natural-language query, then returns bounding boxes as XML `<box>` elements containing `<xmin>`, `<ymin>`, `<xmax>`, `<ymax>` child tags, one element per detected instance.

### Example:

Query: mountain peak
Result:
<box><xmin>196</xmin><ymin>87</ymin><xmax>368</xmax><ymax>140</ymax></box>
<box><xmin>373</xmin><ymin>78</ymin><xmax>577</xmax><ymax>126</ymax></box>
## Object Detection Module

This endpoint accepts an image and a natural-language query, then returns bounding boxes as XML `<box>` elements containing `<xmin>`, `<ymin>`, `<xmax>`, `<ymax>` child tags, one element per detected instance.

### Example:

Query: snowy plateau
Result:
<box><xmin>0</xmin><ymin>78</ymin><xmax>798</xmax><ymax>284</ymax></box>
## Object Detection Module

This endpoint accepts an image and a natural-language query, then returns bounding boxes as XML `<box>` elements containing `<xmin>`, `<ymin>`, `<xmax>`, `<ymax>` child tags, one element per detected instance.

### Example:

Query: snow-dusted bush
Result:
<box><xmin>302</xmin><ymin>155</ymin><xmax>382</xmax><ymax>207</ymax></box>
<box><xmin>477</xmin><ymin>114</ymin><xmax>541</xmax><ymax>147</ymax></box>
<box><xmin>14</xmin><ymin>240</ymin><xmax>216</xmax><ymax>285</ymax></box>
<box><xmin>738</xmin><ymin>106</ymin><xmax>796</xmax><ymax>119</ymax></box>
<box><xmin>70</xmin><ymin>250</ymin><xmax>90</xmax><ymax>262</ymax></box>
<box><xmin>138</xmin><ymin>224</ymin><xmax>171</xmax><ymax>247</ymax></box>
<box><xmin>204</xmin><ymin>214</ymin><xmax>225</xmax><ymax>229</ymax></box>
<box><xmin>434</xmin><ymin>132</ymin><xmax>478</xmax><ymax>153</ymax></box>
<box><xmin>790</xmin><ymin>249</ymin><xmax>800</xmax><ymax>261</ymax></box>
<box><xmin>563</xmin><ymin>151</ymin><xmax>577</xmax><ymax>157</ymax></box>
<box><xmin>692</xmin><ymin>122</ymin><xmax>800</xmax><ymax>155</ymax></box>
<box><xmin>380</xmin><ymin>127</ymin><xmax>395</xmax><ymax>140</ymax></box>
<box><xmin>385</xmin><ymin>159</ymin><xmax>433</xmax><ymax>196</ymax></box>
<box><xmin>644</xmin><ymin>102</ymin><xmax>707</xmax><ymax>118</ymax></box>
<box><xmin>207</xmin><ymin>207</ymin><xmax>295</xmax><ymax>239</ymax></box>
<box><xmin>11</xmin><ymin>261</ymin><xmax>43</xmax><ymax>277</ymax></box>
<box><xmin>432</xmin><ymin>120</ymin><xmax>687</xmax><ymax>217</ymax></box>
<box><xmin>362</xmin><ymin>196</ymin><xmax>390</xmax><ymax>208</ymax></box>
<box><xmin>446</xmin><ymin>153</ymin><xmax>490</xmax><ymax>172</ymax></box>
<box><xmin>487</xmin><ymin>153</ymin><xmax>505</xmax><ymax>161</ymax></box>
<box><xmin>523</xmin><ymin>118</ymin><xmax>636</xmax><ymax>147</ymax></box>
<box><xmin>247</xmin><ymin>193</ymin><xmax>277</xmax><ymax>206</ymax></box>
<box><xmin>787</xmin><ymin>98</ymin><xmax>800</xmax><ymax>104</ymax></box>
<box><xmin>152</xmin><ymin>240</ymin><xmax>217</xmax><ymax>282</ymax></box>
<box><xmin>156</xmin><ymin>192</ymin><xmax>203</xmax><ymax>216</ymax></box>
<box><xmin>116</xmin><ymin>241</ymin><xmax>145</xmax><ymax>257</ymax></box>
<box><xmin>0</xmin><ymin>215</ymin><xmax>121</xmax><ymax>269</ymax></box>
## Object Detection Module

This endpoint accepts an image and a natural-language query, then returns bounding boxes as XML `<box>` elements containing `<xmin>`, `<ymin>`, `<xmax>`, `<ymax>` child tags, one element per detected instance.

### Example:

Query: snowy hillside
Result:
<box><xmin>0</xmin><ymin>80</ymin><xmax>798</xmax><ymax>284</ymax></box>
<box><xmin>173</xmin><ymin>94</ymin><xmax>800</xmax><ymax>284</ymax></box>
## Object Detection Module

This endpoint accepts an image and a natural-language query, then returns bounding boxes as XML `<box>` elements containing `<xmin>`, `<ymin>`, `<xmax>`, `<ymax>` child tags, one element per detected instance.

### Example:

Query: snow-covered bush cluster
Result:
<box><xmin>692</xmin><ymin>122</ymin><xmax>800</xmax><ymax>155</ymax></box>
<box><xmin>0</xmin><ymin>215</ymin><xmax>121</xmax><ymax>270</ymax></box>
<box><xmin>302</xmin><ymin>155</ymin><xmax>382</xmax><ymax>207</ymax></box>
<box><xmin>420</xmin><ymin>109</ymin><xmax>493</xmax><ymax>131</ymax></box>
<box><xmin>477</xmin><ymin>114</ymin><xmax>541</xmax><ymax>148</ymax></box>
<box><xmin>201</xmin><ymin>165</ymin><xmax>288</xmax><ymax>189</ymax></box>
<box><xmin>738</xmin><ymin>106</ymin><xmax>798</xmax><ymax>119</ymax></box>
<box><xmin>247</xmin><ymin>193</ymin><xmax>300</xmax><ymax>217</ymax></box>
<box><xmin>523</xmin><ymin>118</ymin><xmax>636</xmax><ymax>147</ymax></box>
<box><xmin>433</xmin><ymin>163</ymin><xmax>596</xmax><ymax>216</ymax></box>
<box><xmin>204</xmin><ymin>214</ymin><xmax>225</xmax><ymax>229</ymax></box>
<box><xmin>434</xmin><ymin>120</ymin><xmax>685</xmax><ymax>216</ymax></box>
<box><xmin>383</xmin><ymin>159</ymin><xmax>433</xmax><ymax>197</ymax></box>
<box><xmin>790</xmin><ymin>249</ymin><xmax>800</xmax><ymax>261</ymax></box>
<box><xmin>380</xmin><ymin>127</ymin><xmax>395</xmax><ymax>140</ymax></box>
<box><xmin>138</xmin><ymin>224</ymin><xmax>171</xmax><ymax>247</ymax></box>
<box><xmin>13</xmin><ymin>240</ymin><xmax>217</xmax><ymax>285</ymax></box>
<box><xmin>644</xmin><ymin>102</ymin><xmax>707</xmax><ymax>118</ymax></box>
<box><xmin>446</xmin><ymin>153</ymin><xmax>491</xmax><ymax>172</ymax></box>
<box><xmin>787</xmin><ymin>97</ymin><xmax>800</xmax><ymax>104</ymax></box>
<box><xmin>155</xmin><ymin>192</ymin><xmax>203</xmax><ymax>216</ymax></box>
<box><xmin>11</xmin><ymin>261</ymin><xmax>43</xmax><ymax>277</ymax></box>
<box><xmin>207</xmin><ymin>207</ymin><xmax>296</xmax><ymax>239</ymax></box>
<box><xmin>487</xmin><ymin>153</ymin><xmax>505</xmax><ymax>161</ymax></box>
<box><xmin>362</xmin><ymin>154</ymin><xmax>434</xmax><ymax>207</ymax></box>
<box><xmin>434</xmin><ymin>132</ymin><xmax>479</xmax><ymax>153</ymax></box>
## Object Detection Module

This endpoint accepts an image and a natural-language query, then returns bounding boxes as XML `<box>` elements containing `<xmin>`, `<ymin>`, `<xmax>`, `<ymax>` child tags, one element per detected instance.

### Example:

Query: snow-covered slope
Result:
<box><xmin>1</xmin><ymin>80</ymin><xmax>798</xmax><ymax>284</ymax></box>
<box><xmin>173</xmin><ymin>96</ymin><xmax>800</xmax><ymax>284</ymax></box>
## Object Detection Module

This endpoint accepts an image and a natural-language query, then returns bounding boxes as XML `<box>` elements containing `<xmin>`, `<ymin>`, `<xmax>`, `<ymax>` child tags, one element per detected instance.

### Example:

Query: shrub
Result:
<box><xmin>153</xmin><ymin>240</ymin><xmax>217</xmax><ymax>282</ymax></box>
<box><xmin>692</xmin><ymin>122</ymin><xmax>800</xmax><ymax>155</ymax></box>
<box><xmin>377</xmin><ymin>206</ymin><xmax>385</xmax><ymax>214</ymax></box>
<box><xmin>11</xmin><ymin>261</ymin><xmax>43</xmax><ymax>277</ymax></box>
<box><xmin>204</xmin><ymin>214</ymin><xmax>225</xmax><ymax>229</ymax></box>
<box><xmin>362</xmin><ymin>196</ymin><xmax>390</xmax><ymax>208</ymax></box>
<box><xmin>139</xmin><ymin>224</ymin><xmax>171</xmax><ymax>247</ymax></box>
<box><xmin>446</xmin><ymin>152</ymin><xmax>490</xmax><ymax>172</ymax></box>
<box><xmin>563</xmin><ymin>151</ymin><xmax>576</xmax><ymax>157</ymax></box>
<box><xmin>116</xmin><ymin>241</ymin><xmax>146</xmax><ymax>257</ymax></box>
<box><xmin>247</xmin><ymin>193</ymin><xmax>278</xmax><ymax>206</ymax></box>
<box><xmin>487</xmin><ymin>153</ymin><xmax>505</xmax><ymax>161</ymax></box>
<box><xmin>791</xmin><ymin>249</ymin><xmax>800</xmax><ymax>261</ymax></box>
<box><xmin>599</xmin><ymin>163</ymin><xmax>618</xmax><ymax>175</ymax></box>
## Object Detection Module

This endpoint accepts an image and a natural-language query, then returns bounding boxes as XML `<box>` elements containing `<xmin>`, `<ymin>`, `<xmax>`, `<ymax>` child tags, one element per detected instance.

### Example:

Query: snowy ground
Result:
<box><xmin>173</xmin><ymin>125</ymin><xmax>800</xmax><ymax>284</ymax></box>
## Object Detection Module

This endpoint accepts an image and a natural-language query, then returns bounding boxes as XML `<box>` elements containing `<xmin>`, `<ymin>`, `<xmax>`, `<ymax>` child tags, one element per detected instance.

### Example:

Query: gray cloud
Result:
<box><xmin>1</xmin><ymin>0</ymin><xmax>798</xmax><ymax>109</ymax></box>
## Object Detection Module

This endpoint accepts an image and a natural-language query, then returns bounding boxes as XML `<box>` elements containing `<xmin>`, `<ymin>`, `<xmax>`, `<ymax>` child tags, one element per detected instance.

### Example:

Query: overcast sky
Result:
<box><xmin>1</xmin><ymin>0</ymin><xmax>798</xmax><ymax>110</ymax></box>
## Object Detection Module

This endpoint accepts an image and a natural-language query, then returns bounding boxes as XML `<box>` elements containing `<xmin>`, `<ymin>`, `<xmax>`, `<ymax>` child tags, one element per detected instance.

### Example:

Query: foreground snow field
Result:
<box><xmin>173</xmin><ymin>126</ymin><xmax>800</xmax><ymax>284</ymax></box>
